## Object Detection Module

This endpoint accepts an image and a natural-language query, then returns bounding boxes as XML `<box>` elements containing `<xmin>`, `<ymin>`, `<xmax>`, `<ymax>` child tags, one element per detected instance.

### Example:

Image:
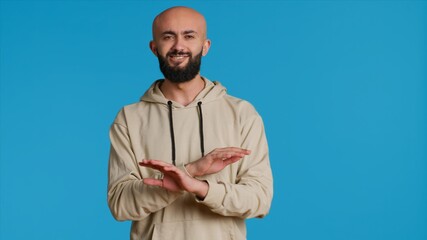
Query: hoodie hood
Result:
<box><xmin>140</xmin><ymin>77</ymin><xmax>227</xmax><ymax>108</ymax></box>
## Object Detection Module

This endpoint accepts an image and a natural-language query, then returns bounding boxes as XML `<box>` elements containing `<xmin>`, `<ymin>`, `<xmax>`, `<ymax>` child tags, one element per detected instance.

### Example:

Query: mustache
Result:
<box><xmin>167</xmin><ymin>50</ymin><xmax>192</xmax><ymax>57</ymax></box>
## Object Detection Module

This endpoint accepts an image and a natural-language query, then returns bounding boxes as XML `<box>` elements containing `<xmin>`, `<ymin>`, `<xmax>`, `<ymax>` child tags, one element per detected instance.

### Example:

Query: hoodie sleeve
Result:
<box><xmin>196</xmin><ymin>109</ymin><xmax>274</xmax><ymax>219</ymax></box>
<box><xmin>107</xmin><ymin>110</ymin><xmax>182</xmax><ymax>221</ymax></box>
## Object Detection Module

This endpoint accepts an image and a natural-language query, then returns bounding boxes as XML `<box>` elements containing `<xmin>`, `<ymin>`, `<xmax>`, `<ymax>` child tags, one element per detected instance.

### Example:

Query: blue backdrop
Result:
<box><xmin>1</xmin><ymin>0</ymin><xmax>426</xmax><ymax>239</ymax></box>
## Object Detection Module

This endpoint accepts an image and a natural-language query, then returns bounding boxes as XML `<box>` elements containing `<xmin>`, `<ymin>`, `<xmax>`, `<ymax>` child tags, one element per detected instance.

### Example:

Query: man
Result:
<box><xmin>108</xmin><ymin>6</ymin><xmax>273</xmax><ymax>240</ymax></box>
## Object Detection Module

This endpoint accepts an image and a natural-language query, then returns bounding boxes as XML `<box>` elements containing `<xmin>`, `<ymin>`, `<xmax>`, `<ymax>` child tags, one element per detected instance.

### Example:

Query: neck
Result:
<box><xmin>160</xmin><ymin>75</ymin><xmax>205</xmax><ymax>106</ymax></box>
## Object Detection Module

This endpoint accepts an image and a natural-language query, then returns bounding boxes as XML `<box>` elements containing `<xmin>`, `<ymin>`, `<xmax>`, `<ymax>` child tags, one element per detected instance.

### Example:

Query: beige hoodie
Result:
<box><xmin>108</xmin><ymin>78</ymin><xmax>273</xmax><ymax>240</ymax></box>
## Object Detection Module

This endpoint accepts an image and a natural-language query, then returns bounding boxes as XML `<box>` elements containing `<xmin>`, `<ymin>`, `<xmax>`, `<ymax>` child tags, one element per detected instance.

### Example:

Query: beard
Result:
<box><xmin>157</xmin><ymin>49</ymin><xmax>203</xmax><ymax>83</ymax></box>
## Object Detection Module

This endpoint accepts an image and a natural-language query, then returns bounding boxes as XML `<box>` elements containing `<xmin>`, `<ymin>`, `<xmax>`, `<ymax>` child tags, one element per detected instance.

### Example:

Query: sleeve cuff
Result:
<box><xmin>177</xmin><ymin>164</ymin><xmax>193</xmax><ymax>178</ymax></box>
<box><xmin>195</xmin><ymin>179</ymin><xmax>226</xmax><ymax>210</ymax></box>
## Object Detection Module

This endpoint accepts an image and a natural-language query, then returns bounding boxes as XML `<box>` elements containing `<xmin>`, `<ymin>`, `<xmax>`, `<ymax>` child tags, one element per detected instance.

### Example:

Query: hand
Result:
<box><xmin>139</xmin><ymin>159</ymin><xmax>209</xmax><ymax>198</ymax></box>
<box><xmin>186</xmin><ymin>147</ymin><xmax>251</xmax><ymax>177</ymax></box>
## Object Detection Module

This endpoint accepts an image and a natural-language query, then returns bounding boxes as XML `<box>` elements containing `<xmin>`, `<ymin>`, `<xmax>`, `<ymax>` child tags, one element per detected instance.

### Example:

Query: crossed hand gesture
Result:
<box><xmin>139</xmin><ymin>147</ymin><xmax>251</xmax><ymax>198</ymax></box>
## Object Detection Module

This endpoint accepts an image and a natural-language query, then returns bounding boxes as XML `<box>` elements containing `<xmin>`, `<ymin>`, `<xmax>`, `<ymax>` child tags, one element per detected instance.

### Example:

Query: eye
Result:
<box><xmin>162</xmin><ymin>35</ymin><xmax>173</xmax><ymax>40</ymax></box>
<box><xmin>184</xmin><ymin>35</ymin><xmax>195</xmax><ymax>40</ymax></box>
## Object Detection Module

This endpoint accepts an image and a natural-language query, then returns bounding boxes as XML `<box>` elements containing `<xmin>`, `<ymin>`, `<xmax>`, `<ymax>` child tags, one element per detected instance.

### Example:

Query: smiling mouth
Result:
<box><xmin>170</xmin><ymin>55</ymin><xmax>187</xmax><ymax>59</ymax></box>
<box><xmin>169</xmin><ymin>53</ymin><xmax>189</xmax><ymax>58</ymax></box>
<box><xmin>168</xmin><ymin>53</ymin><xmax>190</xmax><ymax>65</ymax></box>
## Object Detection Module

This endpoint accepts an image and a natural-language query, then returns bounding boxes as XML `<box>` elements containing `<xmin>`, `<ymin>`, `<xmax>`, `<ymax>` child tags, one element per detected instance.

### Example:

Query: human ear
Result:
<box><xmin>149</xmin><ymin>41</ymin><xmax>158</xmax><ymax>56</ymax></box>
<box><xmin>202</xmin><ymin>39</ymin><xmax>211</xmax><ymax>56</ymax></box>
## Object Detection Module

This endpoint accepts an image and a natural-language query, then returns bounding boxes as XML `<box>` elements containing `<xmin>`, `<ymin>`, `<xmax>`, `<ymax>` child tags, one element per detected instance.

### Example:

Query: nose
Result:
<box><xmin>171</xmin><ymin>36</ymin><xmax>185</xmax><ymax>52</ymax></box>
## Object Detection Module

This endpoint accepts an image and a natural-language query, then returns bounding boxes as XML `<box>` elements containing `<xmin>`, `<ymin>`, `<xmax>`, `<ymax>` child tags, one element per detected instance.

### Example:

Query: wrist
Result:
<box><xmin>193</xmin><ymin>179</ymin><xmax>209</xmax><ymax>200</ymax></box>
<box><xmin>185</xmin><ymin>163</ymin><xmax>197</xmax><ymax>177</ymax></box>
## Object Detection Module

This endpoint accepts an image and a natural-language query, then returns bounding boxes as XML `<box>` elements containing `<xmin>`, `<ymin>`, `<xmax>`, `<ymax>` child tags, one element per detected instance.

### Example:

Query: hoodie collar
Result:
<box><xmin>140</xmin><ymin>77</ymin><xmax>227</xmax><ymax>108</ymax></box>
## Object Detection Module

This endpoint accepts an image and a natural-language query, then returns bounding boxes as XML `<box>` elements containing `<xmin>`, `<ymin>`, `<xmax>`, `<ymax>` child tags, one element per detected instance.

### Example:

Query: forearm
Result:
<box><xmin>197</xmin><ymin>169</ymin><xmax>273</xmax><ymax>218</ymax></box>
<box><xmin>108</xmin><ymin>122</ymin><xmax>182</xmax><ymax>221</ymax></box>
<box><xmin>194</xmin><ymin>114</ymin><xmax>273</xmax><ymax>218</ymax></box>
<box><xmin>108</xmin><ymin>177</ymin><xmax>182</xmax><ymax>221</ymax></box>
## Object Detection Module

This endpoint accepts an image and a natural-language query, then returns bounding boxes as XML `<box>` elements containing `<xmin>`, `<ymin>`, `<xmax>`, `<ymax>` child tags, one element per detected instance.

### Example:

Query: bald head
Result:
<box><xmin>152</xmin><ymin>6</ymin><xmax>208</xmax><ymax>41</ymax></box>
<box><xmin>149</xmin><ymin>6</ymin><xmax>211</xmax><ymax>83</ymax></box>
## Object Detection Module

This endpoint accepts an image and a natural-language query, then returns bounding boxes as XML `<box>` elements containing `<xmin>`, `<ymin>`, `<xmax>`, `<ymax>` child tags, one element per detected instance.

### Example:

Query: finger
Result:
<box><xmin>222</xmin><ymin>156</ymin><xmax>244</xmax><ymax>166</ymax></box>
<box><xmin>219</xmin><ymin>147</ymin><xmax>251</xmax><ymax>154</ymax></box>
<box><xmin>210</xmin><ymin>147</ymin><xmax>251</xmax><ymax>156</ymax></box>
<box><xmin>143</xmin><ymin>178</ymin><xmax>163</xmax><ymax>187</ymax></box>
<box><xmin>162</xmin><ymin>165</ymin><xmax>186</xmax><ymax>178</ymax></box>
<box><xmin>143</xmin><ymin>159</ymin><xmax>172</xmax><ymax>165</ymax></box>
<box><xmin>140</xmin><ymin>161</ymin><xmax>183</xmax><ymax>178</ymax></box>
<box><xmin>211</xmin><ymin>152</ymin><xmax>246</xmax><ymax>160</ymax></box>
<box><xmin>139</xmin><ymin>160</ymin><xmax>173</xmax><ymax>170</ymax></box>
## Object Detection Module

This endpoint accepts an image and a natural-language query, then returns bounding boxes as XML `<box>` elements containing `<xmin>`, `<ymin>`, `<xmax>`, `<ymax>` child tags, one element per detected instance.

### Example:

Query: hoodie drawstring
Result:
<box><xmin>167</xmin><ymin>101</ymin><xmax>205</xmax><ymax>166</ymax></box>
<box><xmin>167</xmin><ymin>101</ymin><xmax>176</xmax><ymax>166</ymax></box>
<box><xmin>197</xmin><ymin>102</ymin><xmax>205</xmax><ymax>157</ymax></box>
